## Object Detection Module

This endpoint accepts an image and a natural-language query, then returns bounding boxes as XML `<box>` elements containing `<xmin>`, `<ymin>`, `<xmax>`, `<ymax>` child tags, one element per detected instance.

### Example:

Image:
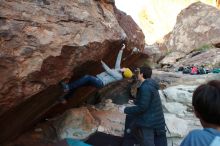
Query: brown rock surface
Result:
<box><xmin>0</xmin><ymin>0</ymin><xmax>123</xmax><ymax>114</ymax></box>
<box><xmin>0</xmin><ymin>0</ymin><xmax>145</xmax><ymax>144</ymax></box>
<box><xmin>217</xmin><ymin>0</ymin><xmax>220</xmax><ymax>8</ymax></box>
<box><xmin>7</xmin><ymin>104</ymin><xmax>126</xmax><ymax>146</ymax></box>
<box><xmin>89</xmin><ymin>106</ymin><xmax>126</xmax><ymax>137</ymax></box>
<box><xmin>114</xmin><ymin>8</ymin><xmax>145</xmax><ymax>50</ymax></box>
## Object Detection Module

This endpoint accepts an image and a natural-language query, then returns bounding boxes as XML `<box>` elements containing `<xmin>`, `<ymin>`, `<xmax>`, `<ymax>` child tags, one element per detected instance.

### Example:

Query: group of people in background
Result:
<box><xmin>60</xmin><ymin>44</ymin><xmax>220</xmax><ymax>146</ymax></box>
<box><xmin>177</xmin><ymin>65</ymin><xmax>220</xmax><ymax>75</ymax></box>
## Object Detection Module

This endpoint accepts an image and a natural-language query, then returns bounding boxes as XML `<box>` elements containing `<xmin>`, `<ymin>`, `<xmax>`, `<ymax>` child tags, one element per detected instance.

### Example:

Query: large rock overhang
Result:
<box><xmin>0</xmin><ymin>0</ymin><xmax>146</xmax><ymax>144</ymax></box>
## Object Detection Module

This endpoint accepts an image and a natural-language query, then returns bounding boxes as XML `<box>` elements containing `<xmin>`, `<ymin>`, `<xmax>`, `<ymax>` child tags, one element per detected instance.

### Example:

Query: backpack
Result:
<box><xmin>183</xmin><ymin>67</ymin><xmax>191</xmax><ymax>74</ymax></box>
<box><xmin>191</xmin><ymin>67</ymin><xmax>198</xmax><ymax>74</ymax></box>
<box><xmin>198</xmin><ymin>68</ymin><xmax>206</xmax><ymax>74</ymax></box>
<box><xmin>212</xmin><ymin>68</ymin><xmax>220</xmax><ymax>73</ymax></box>
<box><xmin>178</xmin><ymin>67</ymin><xmax>184</xmax><ymax>71</ymax></box>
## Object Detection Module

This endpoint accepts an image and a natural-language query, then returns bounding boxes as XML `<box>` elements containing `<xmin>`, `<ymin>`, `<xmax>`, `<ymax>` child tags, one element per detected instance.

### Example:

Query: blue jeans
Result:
<box><xmin>63</xmin><ymin>75</ymin><xmax>104</xmax><ymax>99</ymax></box>
<box><xmin>133</xmin><ymin>127</ymin><xmax>167</xmax><ymax>146</ymax></box>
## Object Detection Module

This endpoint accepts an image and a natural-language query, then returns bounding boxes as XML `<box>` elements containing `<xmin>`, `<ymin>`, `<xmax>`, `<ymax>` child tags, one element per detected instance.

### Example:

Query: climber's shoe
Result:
<box><xmin>60</xmin><ymin>82</ymin><xmax>69</xmax><ymax>93</ymax></box>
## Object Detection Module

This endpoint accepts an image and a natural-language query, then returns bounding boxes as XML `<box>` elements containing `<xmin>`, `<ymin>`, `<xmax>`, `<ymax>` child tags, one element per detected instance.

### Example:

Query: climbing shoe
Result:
<box><xmin>60</xmin><ymin>82</ymin><xmax>69</xmax><ymax>92</ymax></box>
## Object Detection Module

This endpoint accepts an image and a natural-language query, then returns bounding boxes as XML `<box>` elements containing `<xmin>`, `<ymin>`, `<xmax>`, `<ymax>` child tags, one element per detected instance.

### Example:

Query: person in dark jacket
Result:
<box><xmin>120</xmin><ymin>66</ymin><xmax>167</xmax><ymax>146</ymax></box>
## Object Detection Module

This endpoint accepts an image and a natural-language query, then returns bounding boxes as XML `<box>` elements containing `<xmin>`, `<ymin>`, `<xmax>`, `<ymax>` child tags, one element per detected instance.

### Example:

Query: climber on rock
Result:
<box><xmin>59</xmin><ymin>44</ymin><xmax>133</xmax><ymax>103</ymax></box>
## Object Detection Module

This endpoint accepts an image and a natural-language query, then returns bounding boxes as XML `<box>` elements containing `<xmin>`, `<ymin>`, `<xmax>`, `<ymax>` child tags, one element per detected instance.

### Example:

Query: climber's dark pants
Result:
<box><xmin>63</xmin><ymin>75</ymin><xmax>104</xmax><ymax>99</ymax></box>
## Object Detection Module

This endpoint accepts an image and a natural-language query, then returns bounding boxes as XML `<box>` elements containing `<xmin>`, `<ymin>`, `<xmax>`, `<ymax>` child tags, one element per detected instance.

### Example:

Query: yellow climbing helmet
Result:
<box><xmin>123</xmin><ymin>68</ymin><xmax>133</xmax><ymax>78</ymax></box>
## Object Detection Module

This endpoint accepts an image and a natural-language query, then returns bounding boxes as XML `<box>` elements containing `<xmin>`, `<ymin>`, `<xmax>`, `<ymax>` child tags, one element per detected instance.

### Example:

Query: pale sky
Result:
<box><xmin>115</xmin><ymin>0</ymin><xmax>147</xmax><ymax>25</ymax></box>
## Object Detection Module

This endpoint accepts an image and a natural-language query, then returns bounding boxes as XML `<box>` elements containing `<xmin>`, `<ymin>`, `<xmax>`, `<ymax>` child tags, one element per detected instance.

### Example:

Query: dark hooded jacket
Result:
<box><xmin>124</xmin><ymin>79</ymin><xmax>165</xmax><ymax>129</ymax></box>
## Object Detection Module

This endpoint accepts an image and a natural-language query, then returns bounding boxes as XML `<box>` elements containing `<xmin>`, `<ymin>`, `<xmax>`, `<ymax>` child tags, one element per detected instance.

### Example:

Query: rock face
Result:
<box><xmin>0</xmin><ymin>0</ymin><xmax>121</xmax><ymax>114</ymax></box>
<box><xmin>0</xmin><ymin>0</ymin><xmax>145</xmax><ymax>143</ymax></box>
<box><xmin>160</xmin><ymin>2</ymin><xmax>220</xmax><ymax>66</ymax></box>
<box><xmin>161</xmin><ymin>86</ymin><xmax>202</xmax><ymax>146</ymax></box>
<box><xmin>176</xmin><ymin>48</ymin><xmax>220</xmax><ymax>68</ymax></box>
<box><xmin>152</xmin><ymin>70</ymin><xmax>220</xmax><ymax>86</ymax></box>
<box><xmin>163</xmin><ymin>85</ymin><xmax>197</xmax><ymax>106</ymax></box>
<box><xmin>114</xmin><ymin>9</ymin><xmax>145</xmax><ymax>50</ymax></box>
<box><xmin>144</xmin><ymin>44</ymin><xmax>165</xmax><ymax>63</ymax></box>
<box><xmin>53</xmin><ymin>100</ymin><xmax>126</xmax><ymax>140</ymax></box>
<box><xmin>53</xmin><ymin>107</ymin><xmax>98</xmax><ymax>140</ymax></box>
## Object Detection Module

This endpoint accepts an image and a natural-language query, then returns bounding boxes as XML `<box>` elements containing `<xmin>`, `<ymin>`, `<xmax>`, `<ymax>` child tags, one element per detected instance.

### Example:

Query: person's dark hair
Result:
<box><xmin>192</xmin><ymin>80</ymin><xmax>220</xmax><ymax>125</ymax></box>
<box><xmin>140</xmin><ymin>66</ymin><xmax>152</xmax><ymax>79</ymax></box>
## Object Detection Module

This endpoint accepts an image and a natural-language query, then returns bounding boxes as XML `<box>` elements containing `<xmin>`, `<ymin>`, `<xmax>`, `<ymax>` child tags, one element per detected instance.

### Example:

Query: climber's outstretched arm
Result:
<box><xmin>115</xmin><ymin>44</ymin><xmax>125</xmax><ymax>69</ymax></box>
<box><xmin>101</xmin><ymin>60</ymin><xmax>121</xmax><ymax>80</ymax></box>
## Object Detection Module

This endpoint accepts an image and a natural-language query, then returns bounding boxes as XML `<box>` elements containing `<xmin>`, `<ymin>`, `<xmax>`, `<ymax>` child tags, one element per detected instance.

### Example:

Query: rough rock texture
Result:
<box><xmin>90</xmin><ymin>106</ymin><xmax>126</xmax><ymax>137</ymax></box>
<box><xmin>87</xmin><ymin>79</ymin><xmax>135</xmax><ymax>105</ymax></box>
<box><xmin>53</xmin><ymin>107</ymin><xmax>98</xmax><ymax>140</ymax></box>
<box><xmin>52</xmin><ymin>100</ymin><xmax>126</xmax><ymax>140</ymax></box>
<box><xmin>144</xmin><ymin>44</ymin><xmax>166</xmax><ymax>63</ymax></box>
<box><xmin>0</xmin><ymin>0</ymin><xmax>122</xmax><ymax>115</ymax></box>
<box><xmin>161</xmin><ymin>86</ymin><xmax>202</xmax><ymax>146</ymax></box>
<box><xmin>176</xmin><ymin>48</ymin><xmax>220</xmax><ymax>68</ymax></box>
<box><xmin>114</xmin><ymin>9</ymin><xmax>145</xmax><ymax>50</ymax></box>
<box><xmin>165</xmin><ymin>113</ymin><xmax>189</xmax><ymax>138</ymax></box>
<box><xmin>0</xmin><ymin>0</ymin><xmax>145</xmax><ymax>144</ymax></box>
<box><xmin>153</xmin><ymin>71</ymin><xmax>219</xmax><ymax>146</ymax></box>
<box><xmin>160</xmin><ymin>2</ymin><xmax>220</xmax><ymax>66</ymax></box>
<box><xmin>163</xmin><ymin>85</ymin><xmax>197</xmax><ymax>106</ymax></box>
<box><xmin>152</xmin><ymin>70</ymin><xmax>220</xmax><ymax>86</ymax></box>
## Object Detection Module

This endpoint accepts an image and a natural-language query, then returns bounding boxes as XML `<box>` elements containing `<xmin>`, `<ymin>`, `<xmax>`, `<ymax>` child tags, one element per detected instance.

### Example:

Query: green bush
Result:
<box><xmin>195</xmin><ymin>44</ymin><xmax>213</xmax><ymax>52</ymax></box>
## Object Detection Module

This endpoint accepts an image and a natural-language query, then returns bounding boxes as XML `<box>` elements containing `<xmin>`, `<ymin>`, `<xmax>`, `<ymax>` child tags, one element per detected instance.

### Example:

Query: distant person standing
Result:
<box><xmin>180</xmin><ymin>80</ymin><xmax>220</xmax><ymax>146</ymax></box>
<box><xmin>120</xmin><ymin>66</ymin><xmax>167</xmax><ymax>146</ymax></box>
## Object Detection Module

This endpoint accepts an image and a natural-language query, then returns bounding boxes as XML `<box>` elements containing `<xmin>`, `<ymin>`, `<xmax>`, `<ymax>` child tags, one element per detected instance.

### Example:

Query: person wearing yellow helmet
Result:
<box><xmin>59</xmin><ymin>44</ymin><xmax>133</xmax><ymax>103</ymax></box>
<box><xmin>121</xmin><ymin>68</ymin><xmax>133</xmax><ymax>78</ymax></box>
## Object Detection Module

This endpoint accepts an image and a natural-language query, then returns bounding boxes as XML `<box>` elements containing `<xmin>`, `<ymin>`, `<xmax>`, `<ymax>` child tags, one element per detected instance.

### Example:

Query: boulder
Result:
<box><xmin>86</xmin><ymin>79</ymin><xmax>135</xmax><ymax>105</ymax></box>
<box><xmin>0</xmin><ymin>0</ymin><xmax>145</xmax><ymax>143</ymax></box>
<box><xmin>160</xmin><ymin>52</ymin><xmax>185</xmax><ymax>65</ymax></box>
<box><xmin>0</xmin><ymin>0</ymin><xmax>124</xmax><ymax>115</ymax></box>
<box><xmin>163</xmin><ymin>85</ymin><xmax>197</xmax><ymax>105</ymax></box>
<box><xmin>153</xmin><ymin>70</ymin><xmax>220</xmax><ymax>86</ymax></box>
<box><xmin>160</xmin><ymin>2</ymin><xmax>220</xmax><ymax>66</ymax></box>
<box><xmin>114</xmin><ymin>9</ymin><xmax>145</xmax><ymax>50</ymax></box>
<box><xmin>163</xmin><ymin>102</ymin><xmax>187</xmax><ymax>115</ymax></box>
<box><xmin>165</xmin><ymin>113</ymin><xmax>189</xmax><ymax>138</ymax></box>
<box><xmin>53</xmin><ymin>107</ymin><xmax>98</xmax><ymax>140</ymax></box>
<box><xmin>53</xmin><ymin>101</ymin><xmax>126</xmax><ymax>140</ymax></box>
<box><xmin>90</xmin><ymin>107</ymin><xmax>126</xmax><ymax>137</ymax></box>
<box><xmin>176</xmin><ymin>48</ymin><xmax>220</xmax><ymax>68</ymax></box>
<box><xmin>144</xmin><ymin>44</ymin><xmax>165</xmax><ymax>63</ymax></box>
